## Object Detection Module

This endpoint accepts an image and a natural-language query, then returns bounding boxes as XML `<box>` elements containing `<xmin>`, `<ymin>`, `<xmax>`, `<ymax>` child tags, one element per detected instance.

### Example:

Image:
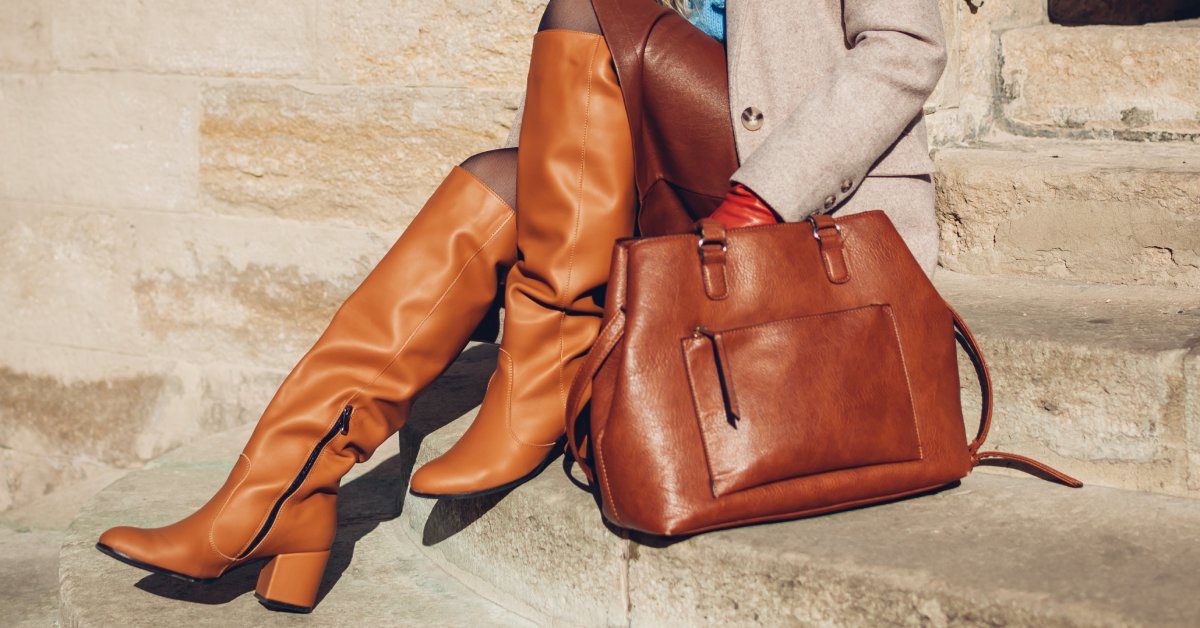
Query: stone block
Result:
<box><xmin>1187</xmin><ymin>348</ymin><xmax>1200</xmax><ymax>491</ymax></box>
<box><xmin>0</xmin><ymin>338</ymin><xmax>283</xmax><ymax>513</ymax></box>
<box><xmin>628</xmin><ymin>474</ymin><xmax>1200</xmax><ymax>627</ymax></box>
<box><xmin>0</xmin><ymin>73</ymin><xmax>199</xmax><ymax>212</ymax></box>
<box><xmin>56</xmin><ymin>356</ymin><xmax>1200</xmax><ymax>626</ymax></box>
<box><xmin>1000</xmin><ymin>23</ymin><xmax>1200</xmax><ymax>140</ymax></box>
<box><xmin>935</xmin><ymin>139</ymin><xmax>1200</xmax><ymax>287</ymax></box>
<box><xmin>0</xmin><ymin>0</ymin><xmax>52</xmax><ymax>71</ymax></box>
<box><xmin>51</xmin><ymin>0</ymin><xmax>315</xmax><ymax>78</ymax></box>
<box><xmin>0</xmin><ymin>527</ymin><xmax>62</xmax><ymax>628</ymax></box>
<box><xmin>947</xmin><ymin>0</ymin><xmax>1047</xmax><ymax>140</ymax></box>
<box><xmin>0</xmin><ymin>200</ymin><xmax>392</xmax><ymax>369</ymax></box>
<box><xmin>924</xmin><ymin>108</ymin><xmax>968</xmax><ymax>150</ymax></box>
<box><xmin>200</xmin><ymin>82</ymin><xmax>521</xmax><ymax>231</ymax></box>
<box><xmin>936</xmin><ymin>271</ymin><xmax>1200</xmax><ymax>496</ymax></box>
<box><xmin>316</xmin><ymin>0</ymin><xmax>544</xmax><ymax>89</ymax></box>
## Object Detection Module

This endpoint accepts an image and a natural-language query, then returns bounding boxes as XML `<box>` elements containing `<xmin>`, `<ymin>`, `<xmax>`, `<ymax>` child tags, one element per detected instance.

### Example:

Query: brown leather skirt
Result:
<box><xmin>591</xmin><ymin>0</ymin><xmax>740</xmax><ymax>236</ymax></box>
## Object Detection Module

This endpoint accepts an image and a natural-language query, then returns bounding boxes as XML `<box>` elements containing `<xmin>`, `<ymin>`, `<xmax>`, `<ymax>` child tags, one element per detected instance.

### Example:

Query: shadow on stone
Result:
<box><xmin>421</xmin><ymin>491</ymin><xmax>508</xmax><ymax>546</ymax></box>
<box><xmin>133</xmin><ymin>558</ymin><xmax>265</xmax><ymax>604</ymax></box>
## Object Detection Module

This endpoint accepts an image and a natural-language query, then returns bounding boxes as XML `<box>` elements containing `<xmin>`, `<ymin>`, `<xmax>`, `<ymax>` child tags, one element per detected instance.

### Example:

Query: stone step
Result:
<box><xmin>65</xmin><ymin>372</ymin><xmax>1200</xmax><ymax>627</ymax></box>
<box><xmin>935</xmin><ymin>271</ymin><xmax>1200</xmax><ymax>498</ymax></box>
<box><xmin>59</xmin><ymin>420</ymin><xmax>536</xmax><ymax>627</ymax></box>
<box><xmin>1</xmin><ymin>468</ymin><xmax>129</xmax><ymax>628</ymax></box>
<box><xmin>406</xmin><ymin>419</ymin><xmax>1200</xmax><ymax>627</ymax></box>
<box><xmin>934</xmin><ymin>137</ymin><xmax>1200</xmax><ymax>288</ymax></box>
<box><xmin>998</xmin><ymin>20</ymin><xmax>1200</xmax><ymax>141</ymax></box>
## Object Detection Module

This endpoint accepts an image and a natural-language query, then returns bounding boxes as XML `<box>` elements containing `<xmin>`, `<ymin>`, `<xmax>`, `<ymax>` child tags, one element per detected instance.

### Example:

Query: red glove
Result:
<box><xmin>708</xmin><ymin>183</ymin><xmax>781</xmax><ymax>229</ymax></box>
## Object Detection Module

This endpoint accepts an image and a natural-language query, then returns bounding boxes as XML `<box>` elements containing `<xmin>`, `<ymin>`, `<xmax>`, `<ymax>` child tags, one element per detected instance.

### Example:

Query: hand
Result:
<box><xmin>708</xmin><ymin>184</ymin><xmax>781</xmax><ymax>229</ymax></box>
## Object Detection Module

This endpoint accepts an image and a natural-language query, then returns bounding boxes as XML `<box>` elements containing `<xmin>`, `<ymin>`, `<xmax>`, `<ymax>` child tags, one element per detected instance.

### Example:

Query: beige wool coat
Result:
<box><xmin>507</xmin><ymin>0</ymin><xmax>948</xmax><ymax>273</ymax></box>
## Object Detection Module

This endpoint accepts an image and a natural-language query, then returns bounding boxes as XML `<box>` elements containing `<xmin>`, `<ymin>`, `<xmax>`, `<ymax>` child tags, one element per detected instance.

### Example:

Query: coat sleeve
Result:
<box><xmin>729</xmin><ymin>0</ymin><xmax>947</xmax><ymax>222</ymax></box>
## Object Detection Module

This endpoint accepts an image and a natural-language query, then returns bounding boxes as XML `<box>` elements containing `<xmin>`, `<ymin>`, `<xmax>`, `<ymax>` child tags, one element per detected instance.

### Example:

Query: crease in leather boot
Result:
<box><xmin>409</xmin><ymin>30</ymin><xmax>636</xmax><ymax>498</ymax></box>
<box><xmin>96</xmin><ymin>167</ymin><xmax>517</xmax><ymax>612</ymax></box>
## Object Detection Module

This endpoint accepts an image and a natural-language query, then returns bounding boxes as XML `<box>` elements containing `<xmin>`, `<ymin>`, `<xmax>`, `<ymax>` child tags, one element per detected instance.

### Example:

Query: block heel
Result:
<box><xmin>254</xmin><ymin>550</ymin><xmax>331</xmax><ymax>613</ymax></box>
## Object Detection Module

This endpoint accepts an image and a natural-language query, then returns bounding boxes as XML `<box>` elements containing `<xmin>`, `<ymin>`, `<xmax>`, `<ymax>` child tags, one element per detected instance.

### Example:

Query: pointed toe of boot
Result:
<box><xmin>97</xmin><ymin>525</ymin><xmax>152</xmax><ymax>561</ymax></box>
<box><xmin>97</xmin><ymin>526</ymin><xmax>181</xmax><ymax>577</ymax></box>
<box><xmin>407</xmin><ymin>464</ymin><xmax>472</xmax><ymax>499</ymax></box>
<box><xmin>407</xmin><ymin>455</ymin><xmax>486</xmax><ymax>498</ymax></box>
<box><xmin>96</xmin><ymin>524</ymin><xmax>224</xmax><ymax>582</ymax></box>
<box><xmin>408</xmin><ymin>438</ymin><xmax>561</xmax><ymax>499</ymax></box>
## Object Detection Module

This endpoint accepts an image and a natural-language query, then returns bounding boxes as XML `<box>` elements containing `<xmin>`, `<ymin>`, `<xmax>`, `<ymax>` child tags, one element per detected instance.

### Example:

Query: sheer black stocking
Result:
<box><xmin>538</xmin><ymin>0</ymin><xmax>602</xmax><ymax>34</ymax></box>
<box><xmin>459</xmin><ymin>148</ymin><xmax>518</xmax><ymax>210</ymax></box>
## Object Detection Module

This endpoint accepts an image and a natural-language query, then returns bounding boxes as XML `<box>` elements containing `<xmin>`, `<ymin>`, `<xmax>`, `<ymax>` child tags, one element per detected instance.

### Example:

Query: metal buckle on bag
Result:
<box><xmin>808</xmin><ymin>217</ymin><xmax>842</xmax><ymax>242</ymax></box>
<box><xmin>697</xmin><ymin>235</ymin><xmax>728</xmax><ymax>253</ymax></box>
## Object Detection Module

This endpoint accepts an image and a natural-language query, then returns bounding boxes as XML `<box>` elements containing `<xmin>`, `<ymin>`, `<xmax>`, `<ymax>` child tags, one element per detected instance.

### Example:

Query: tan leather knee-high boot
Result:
<box><xmin>97</xmin><ymin>167</ymin><xmax>516</xmax><ymax>613</ymax></box>
<box><xmin>408</xmin><ymin>30</ymin><xmax>636</xmax><ymax>498</ymax></box>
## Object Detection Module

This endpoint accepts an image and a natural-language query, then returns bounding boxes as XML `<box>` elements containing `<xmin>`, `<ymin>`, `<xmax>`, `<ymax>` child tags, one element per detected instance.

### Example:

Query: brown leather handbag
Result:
<box><xmin>565</xmin><ymin>214</ymin><xmax>1081</xmax><ymax>536</ymax></box>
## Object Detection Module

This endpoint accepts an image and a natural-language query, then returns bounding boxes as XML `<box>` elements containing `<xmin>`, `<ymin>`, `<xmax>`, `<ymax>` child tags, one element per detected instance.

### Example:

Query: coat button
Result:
<box><xmin>740</xmin><ymin>107</ymin><xmax>764</xmax><ymax>131</ymax></box>
<box><xmin>840</xmin><ymin>179</ymin><xmax>853</xmax><ymax>193</ymax></box>
<box><xmin>823</xmin><ymin>195</ymin><xmax>837</xmax><ymax>210</ymax></box>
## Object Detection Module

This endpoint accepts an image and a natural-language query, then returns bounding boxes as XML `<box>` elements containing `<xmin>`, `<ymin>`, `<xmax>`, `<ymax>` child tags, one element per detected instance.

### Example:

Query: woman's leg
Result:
<box><xmin>409</xmin><ymin>0</ymin><xmax>637</xmax><ymax>497</ymax></box>
<box><xmin>459</xmin><ymin>148</ymin><xmax>519</xmax><ymax>209</ymax></box>
<box><xmin>537</xmin><ymin>0</ymin><xmax>602</xmax><ymax>33</ymax></box>
<box><xmin>97</xmin><ymin>151</ymin><xmax>517</xmax><ymax>612</ymax></box>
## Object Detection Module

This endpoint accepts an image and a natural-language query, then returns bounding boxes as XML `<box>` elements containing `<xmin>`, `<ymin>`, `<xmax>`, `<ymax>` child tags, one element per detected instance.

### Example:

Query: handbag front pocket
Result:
<box><xmin>681</xmin><ymin>304</ymin><xmax>923</xmax><ymax>497</ymax></box>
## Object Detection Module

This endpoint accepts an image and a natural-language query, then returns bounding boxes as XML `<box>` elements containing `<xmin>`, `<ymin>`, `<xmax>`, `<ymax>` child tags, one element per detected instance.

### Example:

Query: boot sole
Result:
<box><xmin>95</xmin><ymin>542</ymin><xmax>222</xmax><ymax>584</ymax></box>
<box><xmin>254</xmin><ymin>593</ymin><xmax>316</xmax><ymax>614</ymax></box>
<box><xmin>97</xmin><ymin>543</ymin><xmax>314</xmax><ymax>613</ymax></box>
<box><xmin>408</xmin><ymin>438</ymin><xmax>565</xmax><ymax>501</ymax></box>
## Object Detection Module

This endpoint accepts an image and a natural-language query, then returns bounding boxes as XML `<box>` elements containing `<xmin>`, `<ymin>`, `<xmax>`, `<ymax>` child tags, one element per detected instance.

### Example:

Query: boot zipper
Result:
<box><xmin>238</xmin><ymin>404</ymin><xmax>353</xmax><ymax>559</ymax></box>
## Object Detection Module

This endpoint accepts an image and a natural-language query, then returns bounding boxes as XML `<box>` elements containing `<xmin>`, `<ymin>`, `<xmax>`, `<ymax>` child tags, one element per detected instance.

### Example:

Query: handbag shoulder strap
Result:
<box><xmin>565</xmin><ymin>308</ymin><xmax>627</xmax><ymax>485</ymax></box>
<box><xmin>949</xmin><ymin>304</ymin><xmax>1083</xmax><ymax>488</ymax></box>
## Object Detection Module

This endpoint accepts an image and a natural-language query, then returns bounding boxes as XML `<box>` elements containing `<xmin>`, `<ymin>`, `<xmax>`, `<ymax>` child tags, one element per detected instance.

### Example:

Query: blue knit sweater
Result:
<box><xmin>687</xmin><ymin>0</ymin><xmax>727</xmax><ymax>43</ymax></box>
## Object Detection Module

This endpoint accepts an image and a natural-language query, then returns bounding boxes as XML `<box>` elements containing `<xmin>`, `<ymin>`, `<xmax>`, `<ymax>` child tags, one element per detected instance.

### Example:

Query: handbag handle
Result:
<box><xmin>950</xmin><ymin>304</ymin><xmax>1082</xmax><ymax>487</ymax></box>
<box><xmin>949</xmin><ymin>303</ymin><xmax>993</xmax><ymax>457</ymax></box>
<box><xmin>565</xmin><ymin>308</ymin><xmax>628</xmax><ymax>485</ymax></box>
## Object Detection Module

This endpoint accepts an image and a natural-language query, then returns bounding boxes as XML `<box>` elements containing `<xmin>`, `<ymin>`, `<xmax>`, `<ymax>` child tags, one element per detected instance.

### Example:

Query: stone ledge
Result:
<box><xmin>405</xmin><ymin>406</ymin><xmax>1200</xmax><ymax>626</ymax></box>
<box><xmin>59</xmin><ymin>421</ymin><xmax>534</xmax><ymax>627</ymax></box>
<box><xmin>62</xmin><ymin>343</ymin><xmax>1200</xmax><ymax>626</ymax></box>
<box><xmin>999</xmin><ymin>21</ymin><xmax>1200</xmax><ymax>141</ymax></box>
<box><xmin>935</xmin><ymin>137</ymin><xmax>1200</xmax><ymax>287</ymax></box>
<box><xmin>936</xmin><ymin>270</ymin><xmax>1200</xmax><ymax>496</ymax></box>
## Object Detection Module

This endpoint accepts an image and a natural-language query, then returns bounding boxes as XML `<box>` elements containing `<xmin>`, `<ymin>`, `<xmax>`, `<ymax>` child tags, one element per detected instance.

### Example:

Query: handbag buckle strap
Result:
<box><xmin>696</xmin><ymin>219</ymin><xmax>730</xmax><ymax>300</ymax></box>
<box><xmin>807</xmin><ymin>215</ymin><xmax>851</xmax><ymax>284</ymax></box>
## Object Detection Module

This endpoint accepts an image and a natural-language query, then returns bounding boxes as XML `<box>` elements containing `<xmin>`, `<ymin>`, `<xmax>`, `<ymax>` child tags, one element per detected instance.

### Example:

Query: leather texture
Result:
<box><xmin>683</xmin><ymin>304</ymin><xmax>924</xmax><ymax>497</ymax></box>
<box><xmin>565</xmin><ymin>212</ymin><xmax>1081</xmax><ymax>536</ymax></box>
<box><xmin>407</xmin><ymin>30</ymin><xmax>636</xmax><ymax>497</ymax></box>
<box><xmin>97</xmin><ymin>167</ymin><xmax>518</xmax><ymax>604</ymax></box>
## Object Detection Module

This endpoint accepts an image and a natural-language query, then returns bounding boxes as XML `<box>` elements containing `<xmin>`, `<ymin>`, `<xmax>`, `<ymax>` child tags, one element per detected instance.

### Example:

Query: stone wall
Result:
<box><xmin>0</xmin><ymin>0</ymin><xmax>1062</xmax><ymax>512</ymax></box>
<box><xmin>0</xmin><ymin>0</ymin><xmax>542</xmax><ymax>512</ymax></box>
